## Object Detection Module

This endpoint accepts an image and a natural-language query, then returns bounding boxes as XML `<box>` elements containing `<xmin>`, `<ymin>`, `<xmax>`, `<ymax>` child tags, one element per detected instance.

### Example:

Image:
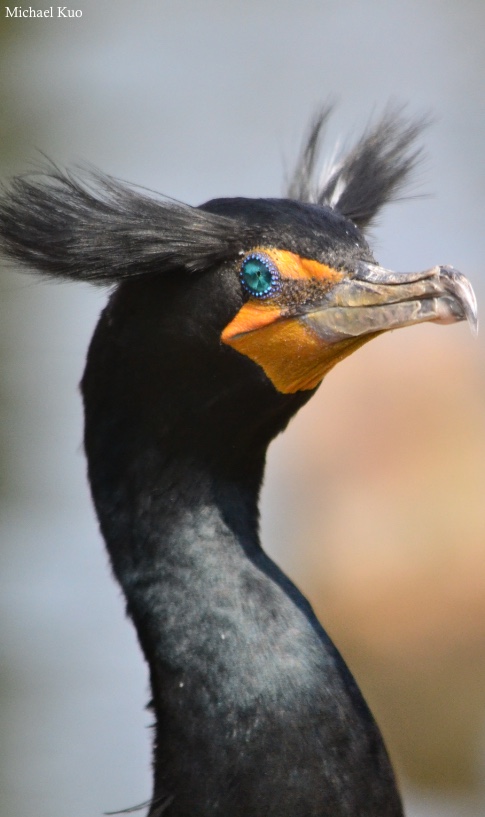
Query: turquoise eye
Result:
<box><xmin>240</xmin><ymin>253</ymin><xmax>281</xmax><ymax>298</ymax></box>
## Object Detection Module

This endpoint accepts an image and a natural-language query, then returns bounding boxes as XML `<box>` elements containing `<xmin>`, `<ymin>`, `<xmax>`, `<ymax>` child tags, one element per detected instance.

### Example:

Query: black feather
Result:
<box><xmin>0</xmin><ymin>168</ymin><xmax>242</xmax><ymax>284</ymax></box>
<box><xmin>286</xmin><ymin>106</ymin><xmax>333</xmax><ymax>204</ymax></box>
<box><xmin>0</xmin><ymin>109</ymin><xmax>423</xmax><ymax>286</ymax></box>
<box><xmin>287</xmin><ymin>107</ymin><xmax>424</xmax><ymax>229</ymax></box>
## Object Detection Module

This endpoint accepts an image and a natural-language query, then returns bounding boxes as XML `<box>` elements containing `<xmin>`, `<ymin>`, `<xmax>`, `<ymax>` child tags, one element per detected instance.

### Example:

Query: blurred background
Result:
<box><xmin>1</xmin><ymin>2</ymin><xmax>484</xmax><ymax>816</ymax></box>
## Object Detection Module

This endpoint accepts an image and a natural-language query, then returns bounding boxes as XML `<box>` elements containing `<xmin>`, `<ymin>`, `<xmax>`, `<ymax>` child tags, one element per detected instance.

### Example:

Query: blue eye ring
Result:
<box><xmin>239</xmin><ymin>253</ymin><xmax>281</xmax><ymax>299</ymax></box>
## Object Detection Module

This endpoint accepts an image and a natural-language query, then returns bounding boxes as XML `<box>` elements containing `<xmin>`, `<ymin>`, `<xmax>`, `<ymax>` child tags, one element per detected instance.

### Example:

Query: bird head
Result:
<box><xmin>0</xmin><ymin>111</ymin><xmax>477</xmax><ymax>461</ymax></box>
<box><xmin>208</xmin><ymin>198</ymin><xmax>476</xmax><ymax>396</ymax></box>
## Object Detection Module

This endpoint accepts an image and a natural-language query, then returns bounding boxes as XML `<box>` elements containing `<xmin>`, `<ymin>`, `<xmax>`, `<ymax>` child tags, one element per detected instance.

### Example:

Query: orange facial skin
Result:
<box><xmin>221</xmin><ymin>248</ymin><xmax>353</xmax><ymax>394</ymax></box>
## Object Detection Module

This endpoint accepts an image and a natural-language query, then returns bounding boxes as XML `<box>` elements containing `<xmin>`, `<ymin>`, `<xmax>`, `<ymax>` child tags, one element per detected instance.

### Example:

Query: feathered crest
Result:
<box><xmin>287</xmin><ymin>106</ymin><xmax>424</xmax><ymax>229</ymax></box>
<box><xmin>0</xmin><ymin>108</ymin><xmax>424</xmax><ymax>285</ymax></box>
<box><xmin>0</xmin><ymin>167</ymin><xmax>242</xmax><ymax>284</ymax></box>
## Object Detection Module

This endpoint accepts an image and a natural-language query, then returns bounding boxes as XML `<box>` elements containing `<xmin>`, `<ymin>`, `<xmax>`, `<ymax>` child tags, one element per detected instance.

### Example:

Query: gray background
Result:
<box><xmin>1</xmin><ymin>3</ymin><xmax>484</xmax><ymax>816</ymax></box>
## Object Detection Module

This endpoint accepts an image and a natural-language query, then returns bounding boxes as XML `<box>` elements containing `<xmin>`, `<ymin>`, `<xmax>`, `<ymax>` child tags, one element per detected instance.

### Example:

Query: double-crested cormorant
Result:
<box><xmin>0</xmin><ymin>111</ymin><xmax>477</xmax><ymax>817</ymax></box>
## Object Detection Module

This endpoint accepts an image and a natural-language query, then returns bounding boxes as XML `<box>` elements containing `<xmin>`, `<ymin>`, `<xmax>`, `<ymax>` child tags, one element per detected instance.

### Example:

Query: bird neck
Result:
<box><xmin>93</xmin><ymin>440</ymin><xmax>268</xmax><ymax>611</ymax></box>
<box><xmin>80</xmin><ymin>284</ymin><xmax>403</xmax><ymax>816</ymax></box>
<box><xmin>81</xmin><ymin>277</ymin><xmax>311</xmax><ymax>609</ymax></box>
<box><xmin>82</xmin><ymin>347</ymin><xmax>298</xmax><ymax>667</ymax></box>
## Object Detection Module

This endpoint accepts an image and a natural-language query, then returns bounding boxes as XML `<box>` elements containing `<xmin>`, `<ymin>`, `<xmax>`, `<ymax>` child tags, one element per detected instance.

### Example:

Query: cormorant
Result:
<box><xmin>0</xmin><ymin>111</ymin><xmax>477</xmax><ymax>817</ymax></box>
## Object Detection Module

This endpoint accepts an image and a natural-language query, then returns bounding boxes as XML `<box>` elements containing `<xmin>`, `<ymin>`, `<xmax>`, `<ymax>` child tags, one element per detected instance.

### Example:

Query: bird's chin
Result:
<box><xmin>222</xmin><ymin>264</ymin><xmax>478</xmax><ymax>395</ymax></box>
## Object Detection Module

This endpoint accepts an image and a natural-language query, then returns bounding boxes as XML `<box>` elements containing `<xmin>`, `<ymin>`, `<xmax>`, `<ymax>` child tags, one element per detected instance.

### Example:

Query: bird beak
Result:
<box><xmin>302</xmin><ymin>263</ymin><xmax>478</xmax><ymax>343</ymax></box>
<box><xmin>222</xmin><ymin>262</ymin><xmax>477</xmax><ymax>394</ymax></box>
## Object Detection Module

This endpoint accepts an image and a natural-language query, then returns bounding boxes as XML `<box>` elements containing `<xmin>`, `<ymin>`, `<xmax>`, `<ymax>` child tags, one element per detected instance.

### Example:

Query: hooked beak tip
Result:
<box><xmin>438</xmin><ymin>265</ymin><xmax>478</xmax><ymax>337</ymax></box>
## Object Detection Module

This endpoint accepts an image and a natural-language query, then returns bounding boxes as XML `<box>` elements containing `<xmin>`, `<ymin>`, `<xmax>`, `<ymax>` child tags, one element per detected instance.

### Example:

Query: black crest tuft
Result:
<box><xmin>287</xmin><ymin>106</ymin><xmax>424</xmax><ymax>229</ymax></box>
<box><xmin>0</xmin><ymin>108</ymin><xmax>424</xmax><ymax>285</ymax></box>
<box><xmin>0</xmin><ymin>167</ymin><xmax>242</xmax><ymax>285</ymax></box>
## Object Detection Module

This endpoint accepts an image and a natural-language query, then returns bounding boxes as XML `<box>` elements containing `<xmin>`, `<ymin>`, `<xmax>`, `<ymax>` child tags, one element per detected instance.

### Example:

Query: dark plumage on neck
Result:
<box><xmin>81</xmin><ymin>258</ymin><xmax>311</xmax><ymax>581</ymax></box>
<box><xmin>80</xmin><ymin>257</ymin><xmax>402</xmax><ymax>817</ymax></box>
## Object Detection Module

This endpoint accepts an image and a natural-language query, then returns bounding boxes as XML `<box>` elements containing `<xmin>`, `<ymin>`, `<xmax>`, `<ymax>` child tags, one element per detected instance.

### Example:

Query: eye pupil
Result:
<box><xmin>240</xmin><ymin>254</ymin><xmax>280</xmax><ymax>298</ymax></box>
